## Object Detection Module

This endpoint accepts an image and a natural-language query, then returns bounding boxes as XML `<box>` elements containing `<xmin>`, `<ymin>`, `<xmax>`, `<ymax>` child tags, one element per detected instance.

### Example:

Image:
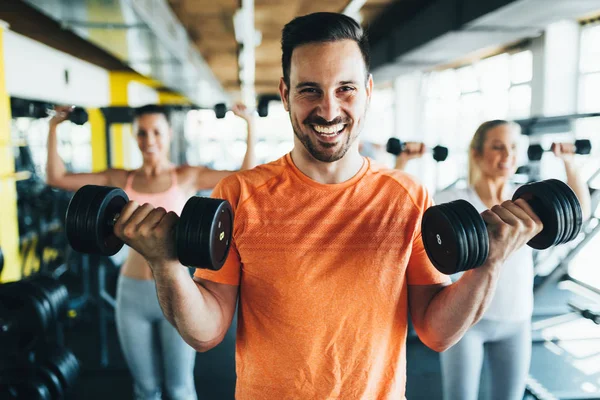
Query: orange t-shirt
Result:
<box><xmin>195</xmin><ymin>153</ymin><xmax>449</xmax><ymax>399</ymax></box>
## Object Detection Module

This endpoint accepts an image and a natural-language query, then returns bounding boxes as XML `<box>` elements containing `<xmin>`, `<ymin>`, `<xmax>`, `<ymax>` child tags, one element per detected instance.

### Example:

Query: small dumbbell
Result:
<box><xmin>386</xmin><ymin>138</ymin><xmax>449</xmax><ymax>162</ymax></box>
<box><xmin>527</xmin><ymin>140</ymin><xmax>592</xmax><ymax>161</ymax></box>
<box><xmin>422</xmin><ymin>179</ymin><xmax>582</xmax><ymax>275</ymax></box>
<box><xmin>214</xmin><ymin>103</ymin><xmax>228</xmax><ymax>119</ymax></box>
<box><xmin>67</xmin><ymin>107</ymin><xmax>88</xmax><ymax>125</ymax></box>
<box><xmin>64</xmin><ymin>185</ymin><xmax>233</xmax><ymax>270</ymax></box>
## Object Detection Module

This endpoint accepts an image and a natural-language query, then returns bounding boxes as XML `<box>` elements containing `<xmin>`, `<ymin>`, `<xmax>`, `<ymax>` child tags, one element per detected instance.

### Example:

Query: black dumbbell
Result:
<box><xmin>422</xmin><ymin>179</ymin><xmax>583</xmax><ymax>275</ymax></box>
<box><xmin>35</xmin><ymin>347</ymin><xmax>80</xmax><ymax>400</ymax></box>
<box><xmin>386</xmin><ymin>138</ymin><xmax>449</xmax><ymax>162</ymax></box>
<box><xmin>64</xmin><ymin>185</ymin><xmax>233</xmax><ymax>270</ymax></box>
<box><xmin>214</xmin><ymin>103</ymin><xmax>227</xmax><ymax>119</ymax></box>
<box><xmin>527</xmin><ymin>140</ymin><xmax>592</xmax><ymax>161</ymax></box>
<box><xmin>0</xmin><ymin>247</ymin><xmax>4</xmax><ymax>276</ymax></box>
<box><xmin>0</xmin><ymin>275</ymin><xmax>69</xmax><ymax>354</ymax></box>
<box><xmin>0</xmin><ymin>347</ymin><xmax>80</xmax><ymax>400</ymax></box>
<box><xmin>67</xmin><ymin>107</ymin><xmax>88</xmax><ymax>126</ymax></box>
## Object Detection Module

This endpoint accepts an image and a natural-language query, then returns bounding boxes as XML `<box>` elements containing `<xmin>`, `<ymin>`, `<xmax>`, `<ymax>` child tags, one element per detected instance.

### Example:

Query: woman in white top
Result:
<box><xmin>397</xmin><ymin>120</ymin><xmax>591</xmax><ymax>400</ymax></box>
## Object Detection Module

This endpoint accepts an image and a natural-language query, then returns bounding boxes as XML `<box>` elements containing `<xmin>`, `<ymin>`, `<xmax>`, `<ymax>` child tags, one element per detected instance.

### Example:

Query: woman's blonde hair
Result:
<box><xmin>468</xmin><ymin>119</ymin><xmax>519</xmax><ymax>184</ymax></box>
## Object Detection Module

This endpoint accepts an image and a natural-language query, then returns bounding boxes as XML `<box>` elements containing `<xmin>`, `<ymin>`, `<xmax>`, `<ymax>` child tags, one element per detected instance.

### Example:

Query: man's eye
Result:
<box><xmin>301</xmin><ymin>88</ymin><xmax>319</xmax><ymax>94</ymax></box>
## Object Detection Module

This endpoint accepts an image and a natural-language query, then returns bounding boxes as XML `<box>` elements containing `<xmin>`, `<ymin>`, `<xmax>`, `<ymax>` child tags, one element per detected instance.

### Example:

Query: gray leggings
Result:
<box><xmin>440</xmin><ymin>319</ymin><xmax>531</xmax><ymax>400</ymax></box>
<box><xmin>116</xmin><ymin>275</ymin><xmax>198</xmax><ymax>400</ymax></box>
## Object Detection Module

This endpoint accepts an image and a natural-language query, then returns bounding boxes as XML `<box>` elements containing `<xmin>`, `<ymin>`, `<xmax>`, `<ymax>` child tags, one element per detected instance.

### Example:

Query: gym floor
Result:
<box><xmin>62</xmin><ymin>270</ymin><xmax>600</xmax><ymax>400</ymax></box>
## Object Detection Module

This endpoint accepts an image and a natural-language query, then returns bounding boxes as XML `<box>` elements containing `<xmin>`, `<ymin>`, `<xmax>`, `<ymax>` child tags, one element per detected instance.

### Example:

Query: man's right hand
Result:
<box><xmin>113</xmin><ymin>201</ymin><xmax>179</xmax><ymax>267</ymax></box>
<box><xmin>481</xmin><ymin>198</ymin><xmax>543</xmax><ymax>267</ymax></box>
<box><xmin>49</xmin><ymin>105</ymin><xmax>74</xmax><ymax>127</ymax></box>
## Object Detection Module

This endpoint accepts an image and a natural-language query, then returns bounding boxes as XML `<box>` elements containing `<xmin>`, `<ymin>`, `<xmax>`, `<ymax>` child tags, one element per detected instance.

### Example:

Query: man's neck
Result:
<box><xmin>290</xmin><ymin>144</ymin><xmax>364</xmax><ymax>184</ymax></box>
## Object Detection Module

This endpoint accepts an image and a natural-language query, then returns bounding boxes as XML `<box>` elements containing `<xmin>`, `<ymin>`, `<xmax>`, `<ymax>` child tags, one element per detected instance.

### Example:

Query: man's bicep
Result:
<box><xmin>408</xmin><ymin>282</ymin><xmax>449</xmax><ymax>332</ymax></box>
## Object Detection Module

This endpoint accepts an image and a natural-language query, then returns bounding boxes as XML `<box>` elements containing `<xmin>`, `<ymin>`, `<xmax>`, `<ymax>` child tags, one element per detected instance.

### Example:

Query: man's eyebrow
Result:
<box><xmin>296</xmin><ymin>82</ymin><xmax>320</xmax><ymax>89</ymax></box>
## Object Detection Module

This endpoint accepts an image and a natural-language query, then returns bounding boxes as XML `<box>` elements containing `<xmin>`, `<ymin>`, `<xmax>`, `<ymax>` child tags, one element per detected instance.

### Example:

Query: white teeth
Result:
<box><xmin>313</xmin><ymin>124</ymin><xmax>344</xmax><ymax>134</ymax></box>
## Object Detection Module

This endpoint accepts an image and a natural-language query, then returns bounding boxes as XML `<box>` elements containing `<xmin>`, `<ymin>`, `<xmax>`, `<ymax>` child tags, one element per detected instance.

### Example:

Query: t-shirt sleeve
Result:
<box><xmin>193</xmin><ymin>177</ymin><xmax>242</xmax><ymax>285</ymax></box>
<box><xmin>407</xmin><ymin>188</ymin><xmax>452</xmax><ymax>286</ymax></box>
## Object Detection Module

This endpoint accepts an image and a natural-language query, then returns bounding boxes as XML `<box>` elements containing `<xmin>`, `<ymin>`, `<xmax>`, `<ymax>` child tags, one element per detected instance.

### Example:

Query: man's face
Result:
<box><xmin>279</xmin><ymin>40</ymin><xmax>373</xmax><ymax>163</ymax></box>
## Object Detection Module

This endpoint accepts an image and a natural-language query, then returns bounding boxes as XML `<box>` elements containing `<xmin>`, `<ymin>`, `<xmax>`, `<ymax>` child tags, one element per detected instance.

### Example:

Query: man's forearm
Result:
<box><xmin>421</xmin><ymin>261</ymin><xmax>501</xmax><ymax>351</ymax></box>
<box><xmin>151</xmin><ymin>262</ymin><xmax>226</xmax><ymax>350</ymax></box>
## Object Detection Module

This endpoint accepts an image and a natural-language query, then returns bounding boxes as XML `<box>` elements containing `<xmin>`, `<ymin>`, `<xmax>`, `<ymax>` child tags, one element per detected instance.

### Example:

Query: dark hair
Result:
<box><xmin>133</xmin><ymin>104</ymin><xmax>169</xmax><ymax>123</ymax></box>
<box><xmin>281</xmin><ymin>12</ymin><xmax>370</xmax><ymax>88</ymax></box>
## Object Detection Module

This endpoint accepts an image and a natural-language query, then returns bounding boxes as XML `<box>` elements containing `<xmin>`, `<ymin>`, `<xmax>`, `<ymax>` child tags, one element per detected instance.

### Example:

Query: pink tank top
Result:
<box><xmin>124</xmin><ymin>168</ymin><xmax>189</xmax><ymax>215</ymax></box>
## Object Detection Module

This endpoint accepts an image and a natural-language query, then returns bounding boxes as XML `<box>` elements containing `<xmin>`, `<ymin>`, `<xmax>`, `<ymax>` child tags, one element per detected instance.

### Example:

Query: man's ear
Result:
<box><xmin>279</xmin><ymin>77</ymin><xmax>290</xmax><ymax>112</ymax></box>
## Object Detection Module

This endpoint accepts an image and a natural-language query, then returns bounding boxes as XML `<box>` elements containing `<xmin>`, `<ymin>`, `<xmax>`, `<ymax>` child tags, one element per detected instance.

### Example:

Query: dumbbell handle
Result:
<box><xmin>386</xmin><ymin>138</ymin><xmax>448</xmax><ymax>161</ymax></box>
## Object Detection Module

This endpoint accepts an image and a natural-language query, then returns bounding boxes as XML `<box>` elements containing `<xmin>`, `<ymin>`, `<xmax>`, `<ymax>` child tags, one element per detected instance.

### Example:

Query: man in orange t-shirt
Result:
<box><xmin>113</xmin><ymin>12</ymin><xmax>543</xmax><ymax>399</ymax></box>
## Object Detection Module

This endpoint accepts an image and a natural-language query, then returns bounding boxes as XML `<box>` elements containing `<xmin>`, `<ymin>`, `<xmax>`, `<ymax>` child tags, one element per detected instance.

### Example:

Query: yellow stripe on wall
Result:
<box><xmin>88</xmin><ymin>108</ymin><xmax>107</xmax><ymax>172</ymax></box>
<box><xmin>0</xmin><ymin>24</ymin><xmax>22</xmax><ymax>282</ymax></box>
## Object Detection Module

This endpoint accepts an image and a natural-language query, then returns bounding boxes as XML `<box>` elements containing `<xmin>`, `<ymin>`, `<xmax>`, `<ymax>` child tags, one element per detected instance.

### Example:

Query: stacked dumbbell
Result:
<box><xmin>386</xmin><ymin>138</ymin><xmax>449</xmax><ymax>162</ymax></box>
<box><xmin>65</xmin><ymin>185</ymin><xmax>233</xmax><ymax>270</ymax></box>
<box><xmin>0</xmin><ymin>275</ymin><xmax>80</xmax><ymax>399</ymax></box>
<box><xmin>0</xmin><ymin>347</ymin><xmax>80</xmax><ymax>400</ymax></box>
<box><xmin>527</xmin><ymin>140</ymin><xmax>592</xmax><ymax>161</ymax></box>
<box><xmin>422</xmin><ymin>179</ymin><xmax>583</xmax><ymax>275</ymax></box>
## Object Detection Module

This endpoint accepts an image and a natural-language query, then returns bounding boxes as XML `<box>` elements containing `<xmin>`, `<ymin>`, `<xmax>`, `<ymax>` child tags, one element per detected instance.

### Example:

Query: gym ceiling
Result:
<box><xmin>1</xmin><ymin>0</ymin><xmax>599</xmax><ymax>104</ymax></box>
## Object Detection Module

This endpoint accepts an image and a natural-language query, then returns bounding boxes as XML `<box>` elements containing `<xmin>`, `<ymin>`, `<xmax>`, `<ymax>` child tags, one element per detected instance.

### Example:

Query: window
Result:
<box><xmin>186</xmin><ymin>102</ymin><xmax>294</xmax><ymax>172</ymax></box>
<box><xmin>420</xmin><ymin>50</ymin><xmax>533</xmax><ymax>187</ymax></box>
<box><xmin>12</xmin><ymin>117</ymin><xmax>92</xmax><ymax>180</ymax></box>
<box><xmin>579</xmin><ymin>23</ymin><xmax>600</xmax><ymax>113</ymax></box>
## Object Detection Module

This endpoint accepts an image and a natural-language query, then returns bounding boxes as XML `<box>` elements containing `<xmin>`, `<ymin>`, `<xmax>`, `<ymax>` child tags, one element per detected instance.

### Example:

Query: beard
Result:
<box><xmin>290</xmin><ymin>106</ymin><xmax>366</xmax><ymax>163</ymax></box>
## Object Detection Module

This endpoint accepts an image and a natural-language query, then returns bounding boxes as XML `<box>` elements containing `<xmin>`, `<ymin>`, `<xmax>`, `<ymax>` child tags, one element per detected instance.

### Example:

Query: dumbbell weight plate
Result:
<box><xmin>65</xmin><ymin>185</ymin><xmax>128</xmax><ymax>256</ymax></box>
<box><xmin>37</xmin><ymin>364</ymin><xmax>64</xmax><ymax>400</ymax></box>
<box><xmin>69</xmin><ymin>107</ymin><xmax>88</xmax><ymax>125</ymax></box>
<box><xmin>0</xmin><ymin>282</ymin><xmax>51</xmax><ymax>352</ymax></box>
<box><xmin>33</xmin><ymin>275</ymin><xmax>69</xmax><ymax>323</ymax></box>
<box><xmin>575</xmin><ymin>139</ymin><xmax>592</xmax><ymax>155</ymax></box>
<box><xmin>422</xmin><ymin>201</ymin><xmax>467</xmax><ymax>275</ymax></box>
<box><xmin>460</xmin><ymin>200</ymin><xmax>489</xmax><ymax>271</ymax></box>
<box><xmin>541</xmin><ymin>180</ymin><xmax>569</xmax><ymax>245</ymax></box>
<box><xmin>65</xmin><ymin>185</ymin><xmax>100</xmax><ymax>254</ymax></box>
<box><xmin>513</xmin><ymin>182</ymin><xmax>562</xmax><ymax>249</ymax></box>
<box><xmin>547</xmin><ymin>179</ymin><xmax>582</xmax><ymax>243</ymax></box>
<box><xmin>176</xmin><ymin>197</ymin><xmax>233</xmax><ymax>270</ymax></box>
<box><xmin>215</xmin><ymin>103</ymin><xmax>227</xmax><ymax>119</ymax></box>
<box><xmin>0</xmin><ymin>247</ymin><xmax>3</xmax><ymax>276</ymax></box>
<box><xmin>432</xmin><ymin>145</ymin><xmax>449</xmax><ymax>162</ymax></box>
<box><xmin>527</xmin><ymin>144</ymin><xmax>544</xmax><ymax>161</ymax></box>
<box><xmin>38</xmin><ymin>348</ymin><xmax>79</xmax><ymax>399</ymax></box>
<box><xmin>386</xmin><ymin>138</ymin><xmax>402</xmax><ymax>156</ymax></box>
<box><xmin>444</xmin><ymin>202</ymin><xmax>477</xmax><ymax>272</ymax></box>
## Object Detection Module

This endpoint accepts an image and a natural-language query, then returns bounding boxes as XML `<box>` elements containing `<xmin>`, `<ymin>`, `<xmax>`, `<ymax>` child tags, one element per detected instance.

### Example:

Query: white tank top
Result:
<box><xmin>434</xmin><ymin>185</ymin><xmax>534</xmax><ymax>322</ymax></box>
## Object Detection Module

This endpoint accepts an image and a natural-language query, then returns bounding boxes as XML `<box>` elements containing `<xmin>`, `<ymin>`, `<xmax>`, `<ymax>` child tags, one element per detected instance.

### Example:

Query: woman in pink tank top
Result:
<box><xmin>46</xmin><ymin>104</ymin><xmax>256</xmax><ymax>399</ymax></box>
